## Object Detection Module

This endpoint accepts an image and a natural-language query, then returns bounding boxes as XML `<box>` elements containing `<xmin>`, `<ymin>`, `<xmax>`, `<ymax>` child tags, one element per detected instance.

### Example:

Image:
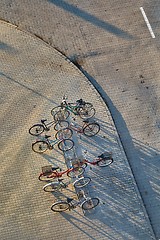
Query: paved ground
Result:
<box><xmin>0</xmin><ymin>0</ymin><xmax>160</xmax><ymax>239</ymax></box>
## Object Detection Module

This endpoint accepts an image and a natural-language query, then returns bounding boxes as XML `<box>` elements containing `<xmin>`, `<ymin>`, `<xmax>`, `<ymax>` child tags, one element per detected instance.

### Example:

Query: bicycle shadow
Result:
<box><xmin>42</xmin><ymin>152</ymin><xmax>65</xmax><ymax>166</ymax></box>
<box><xmin>59</xmin><ymin>210</ymin><xmax>111</xmax><ymax>240</ymax></box>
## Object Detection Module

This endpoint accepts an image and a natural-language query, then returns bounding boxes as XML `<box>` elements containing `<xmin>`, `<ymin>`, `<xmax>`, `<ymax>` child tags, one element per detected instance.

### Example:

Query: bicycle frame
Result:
<box><xmin>83</xmin><ymin>158</ymin><xmax>100</xmax><ymax>166</ymax></box>
<box><xmin>45</xmin><ymin>137</ymin><xmax>59</xmax><ymax>148</ymax></box>
<box><xmin>39</xmin><ymin>167</ymin><xmax>81</xmax><ymax>180</ymax></box>
<box><xmin>67</xmin><ymin>190</ymin><xmax>93</xmax><ymax>208</ymax></box>
<box><xmin>41</xmin><ymin>119</ymin><xmax>55</xmax><ymax>130</ymax></box>
<box><xmin>61</xmin><ymin>103</ymin><xmax>78</xmax><ymax>115</ymax></box>
<box><xmin>48</xmin><ymin>168</ymin><xmax>71</xmax><ymax>178</ymax></box>
<box><xmin>69</xmin><ymin>122</ymin><xmax>84</xmax><ymax>134</ymax></box>
<box><xmin>61</xmin><ymin>96</ymin><xmax>87</xmax><ymax>115</ymax></box>
<box><xmin>39</xmin><ymin>167</ymin><xmax>73</xmax><ymax>179</ymax></box>
<box><xmin>76</xmin><ymin>152</ymin><xmax>113</xmax><ymax>167</ymax></box>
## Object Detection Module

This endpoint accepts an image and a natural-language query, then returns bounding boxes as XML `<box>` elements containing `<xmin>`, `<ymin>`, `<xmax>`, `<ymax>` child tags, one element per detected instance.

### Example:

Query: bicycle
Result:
<box><xmin>38</xmin><ymin>165</ymin><xmax>85</xmax><ymax>181</ymax></box>
<box><xmin>32</xmin><ymin>134</ymin><xmax>74</xmax><ymax>153</ymax></box>
<box><xmin>51</xmin><ymin>189</ymin><xmax>99</xmax><ymax>212</ymax></box>
<box><xmin>43</xmin><ymin>176</ymin><xmax>91</xmax><ymax>192</ymax></box>
<box><xmin>51</xmin><ymin>96</ymin><xmax>96</xmax><ymax>121</ymax></box>
<box><xmin>54</xmin><ymin>119</ymin><xmax>100</xmax><ymax>137</ymax></box>
<box><xmin>75</xmin><ymin>152</ymin><xmax>113</xmax><ymax>168</ymax></box>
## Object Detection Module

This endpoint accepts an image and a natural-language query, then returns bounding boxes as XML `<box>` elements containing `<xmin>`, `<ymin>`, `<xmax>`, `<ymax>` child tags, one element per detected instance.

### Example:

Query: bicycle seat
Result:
<box><xmin>76</xmin><ymin>99</ymin><xmax>85</xmax><ymax>105</ymax></box>
<box><xmin>67</xmin><ymin>197</ymin><xmax>74</xmax><ymax>203</ymax></box>
<box><xmin>98</xmin><ymin>152</ymin><xmax>112</xmax><ymax>159</ymax></box>
<box><xmin>58</xmin><ymin>178</ymin><xmax>64</xmax><ymax>182</ymax></box>
<box><xmin>41</xmin><ymin>119</ymin><xmax>47</xmax><ymax>124</ymax></box>
<box><xmin>83</xmin><ymin>119</ymin><xmax>90</xmax><ymax>123</ymax></box>
<box><xmin>52</xmin><ymin>166</ymin><xmax>59</xmax><ymax>171</ymax></box>
<box><xmin>45</xmin><ymin>135</ymin><xmax>51</xmax><ymax>138</ymax></box>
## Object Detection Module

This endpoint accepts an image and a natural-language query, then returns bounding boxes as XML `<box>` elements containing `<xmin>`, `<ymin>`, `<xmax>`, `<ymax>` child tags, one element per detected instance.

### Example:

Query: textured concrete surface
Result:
<box><xmin>0</xmin><ymin>0</ymin><xmax>160</xmax><ymax>239</ymax></box>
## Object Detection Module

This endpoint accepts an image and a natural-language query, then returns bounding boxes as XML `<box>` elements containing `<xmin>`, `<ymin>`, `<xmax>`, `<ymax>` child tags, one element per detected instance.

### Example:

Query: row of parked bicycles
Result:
<box><xmin>29</xmin><ymin>96</ymin><xmax>113</xmax><ymax>212</ymax></box>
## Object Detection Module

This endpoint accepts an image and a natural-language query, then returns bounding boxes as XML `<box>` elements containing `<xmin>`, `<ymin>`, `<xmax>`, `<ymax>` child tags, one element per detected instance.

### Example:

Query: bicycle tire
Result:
<box><xmin>67</xmin><ymin>167</ymin><xmax>85</xmax><ymax>178</ymax></box>
<box><xmin>77</xmin><ymin>103</ymin><xmax>96</xmax><ymax>119</ymax></box>
<box><xmin>51</xmin><ymin>107</ymin><xmax>70</xmax><ymax>121</ymax></box>
<box><xmin>51</xmin><ymin>201</ymin><xmax>70</xmax><ymax>212</ymax></box>
<box><xmin>83</xmin><ymin>123</ymin><xmax>100</xmax><ymax>137</ymax></box>
<box><xmin>58</xmin><ymin>139</ymin><xmax>74</xmax><ymax>152</ymax></box>
<box><xmin>38</xmin><ymin>172</ymin><xmax>57</xmax><ymax>181</ymax></box>
<box><xmin>51</xmin><ymin>106</ymin><xmax>63</xmax><ymax>117</ymax></box>
<box><xmin>82</xmin><ymin>198</ymin><xmax>99</xmax><ymax>210</ymax></box>
<box><xmin>55</xmin><ymin>128</ymin><xmax>73</xmax><ymax>140</ymax></box>
<box><xmin>97</xmin><ymin>158</ymin><xmax>113</xmax><ymax>167</ymax></box>
<box><xmin>74</xmin><ymin>177</ymin><xmax>91</xmax><ymax>188</ymax></box>
<box><xmin>29</xmin><ymin>124</ymin><xmax>44</xmax><ymax>136</ymax></box>
<box><xmin>32</xmin><ymin>141</ymin><xmax>48</xmax><ymax>153</ymax></box>
<box><xmin>43</xmin><ymin>182</ymin><xmax>61</xmax><ymax>192</ymax></box>
<box><xmin>54</xmin><ymin>120</ymin><xmax>69</xmax><ymax>131</ymax></box>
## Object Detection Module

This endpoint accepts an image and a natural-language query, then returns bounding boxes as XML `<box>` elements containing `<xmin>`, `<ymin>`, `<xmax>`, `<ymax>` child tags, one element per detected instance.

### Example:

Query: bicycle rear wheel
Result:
<box><xmin>97</xmin><ymin>158</ymin><xmax>113</xmax><ymax>167</ymax></box>
<box><xmin>82</xmin><ymin>198</ymin><xmax>99</xmax><ymax>210</ymax></box>
<box><xmin>32</xmin><ymin>141</ymin><xmax>48</xmax><ymax>153</ymax></box>
<box><xmin>54</xmin><ymin>120</ymin><xmax>69</xmax><ymax>131</ymax></box>
<box><xmin>67</xmin><ymin>167</ymin><xmax>85</xmax><ymax>178</ymax></box>
<box><xmin>29</xmin><ymin>124</ymin><xmax>44</xmax><ymax>136</ymax></box>
<box><xmin>83</xmin><ymin>123</ymin><xmax>100</xmax><ymax>137</ymax></box>
<box><xmin>55</xmin><ymin>128</ymin><xmax>73</xmax><ymax>140</ymax></box>
<box><xmin>58</xmin><ymin>139</ymin><xmax>74</xmax><ymax>151</ymax></box>
<box><xmin>43</xmin><ymin>182</ymin><xmax>61</xmax><ymax>192</ymax></box>
<box><xmin>74</xmin><ymin>177</ymin><xmax>91</xmax><ymax>188</ymax></box>
<box><xmin>77</xmin><ymin>103</ymin><xmax>95</xmax><ymax>119</ymax></box>
<box><xmin>51</xmin><ymin>201</ymin><xmax>70</xmax><ymax>212</ymax></box>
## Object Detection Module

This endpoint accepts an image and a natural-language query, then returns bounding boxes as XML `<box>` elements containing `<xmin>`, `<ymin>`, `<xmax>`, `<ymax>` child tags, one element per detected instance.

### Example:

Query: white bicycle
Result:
<box><xmin>51</xmin><ymin>190</ymin><xmax>99</xmax><ymax>212</ymax></box>
<box><xmin>43</xmin><ymin>176</ymin><xmax>91</xmax><ymax>192</ymax></box>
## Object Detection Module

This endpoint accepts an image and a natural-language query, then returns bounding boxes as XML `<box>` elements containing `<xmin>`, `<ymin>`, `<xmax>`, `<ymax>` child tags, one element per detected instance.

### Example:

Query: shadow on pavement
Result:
<box><xmin>48</xmin><ymin>0</ymin><xmax>134</xmax><ymax>40</ymax></box>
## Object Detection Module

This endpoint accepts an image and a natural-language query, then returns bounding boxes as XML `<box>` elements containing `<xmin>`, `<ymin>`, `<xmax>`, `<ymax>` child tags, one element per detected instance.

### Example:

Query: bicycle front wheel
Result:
<box><xmin>82</xmin><ymin>198</ymin><xmax>99</xmax><ymax>210</ymax></box>
<box><xmin>77</xmin><ymin>103</ymin><xmax>95</xmax><ymax>119</ymax></box>
<box><xmin>51</xmin><ymin>201</ymin><xmax>70</xmax><ymax>212</ymax></box>
<box><xmin>74</xmin><ymin>177</ymin><xmax>91</xmax><ymax>188</ymax></box>
<box><xmin>83</xmin><ymin>123</ymin><xmax>100</xmax><ymax>137</ymax></box>
<box><xmin>43</xmin><ymin>182</ymin><xmax>61</xmax><ymax>192</ymax></box>
<box><xmin>51</xmin><ymin>106</ymin><xmax>63</xmax><ymax>117</ymax></box>
<box><xmin>55</xmin><ymin>128</ymin><xmax>73</xmax><ymax>140</ymax></box>
<box><xmin>58</xmin><ymin>139</ymin><xmax>74</xmax><ymax>151</ymax></box>
<box><xmin>97</xmin><ymin>158</ymin><xmax>113</xmax><ymax>167</ymax></box>
<box><xmin>54</xmin><ymin>120</ymin><xmax>69</xmax><ymax>131</ymax></box>
<box><xmin>32</xmin><ymin>141</ymin><xmax>48</xmax><ymax>153</ymax></box>
<box><xmin>67</xmin><ymin>167</ymin><xmax>85</xmax><ymax>178</ymax></box>
<box><xmin>29</xmin><ymin>124</ymin><xmax>44</xmax><ymax>136</ymax></box>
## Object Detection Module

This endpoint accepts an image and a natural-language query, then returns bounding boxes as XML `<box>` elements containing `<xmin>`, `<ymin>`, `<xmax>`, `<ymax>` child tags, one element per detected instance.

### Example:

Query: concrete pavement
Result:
<box><xmin>0</xmin><ymin>19</ymin><xmax>156</xmax><ymax>240</ymax></box>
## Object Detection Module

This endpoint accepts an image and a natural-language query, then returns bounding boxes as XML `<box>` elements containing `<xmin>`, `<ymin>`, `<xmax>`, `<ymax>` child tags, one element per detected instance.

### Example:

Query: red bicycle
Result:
<box><xmin>78</xmin><ymin>152</ymin><xmax>113</xmax><ymax>168</ymax></box>
<box><xmin>38</xmin><ymin>165</ymin><xmax>85</xmax><ymax>181</ymax></box>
